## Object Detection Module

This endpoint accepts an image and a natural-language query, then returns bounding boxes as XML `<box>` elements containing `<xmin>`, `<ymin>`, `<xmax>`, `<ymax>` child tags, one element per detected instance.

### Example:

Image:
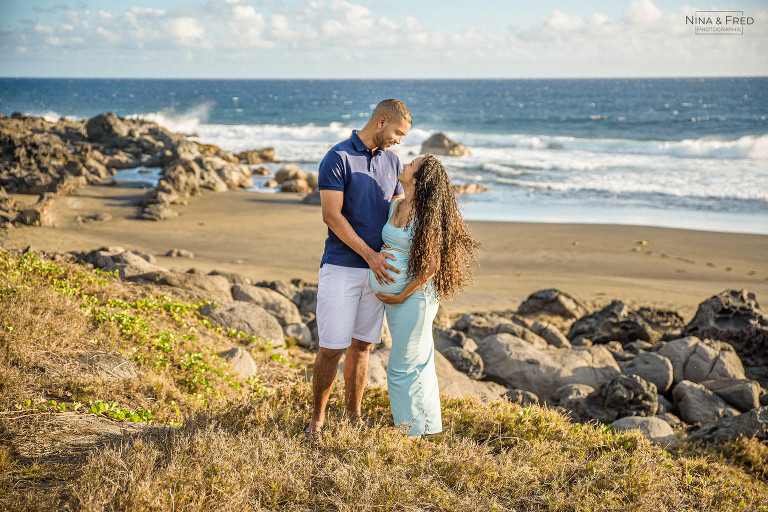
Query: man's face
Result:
<box><xmin>372</xmin><ymin>116</ymin><xmax>411</xmax><ymax>150</ymax></box>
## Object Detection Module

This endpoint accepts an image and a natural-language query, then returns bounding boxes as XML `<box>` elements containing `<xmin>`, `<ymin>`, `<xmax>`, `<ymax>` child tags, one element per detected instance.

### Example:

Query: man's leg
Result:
<box><xmin>309</xmin><ymin>346</ymin><xmax>345</xmax><ymax>432</ymax></box>
<box><xmin>343</xmin><ymin>338</ymin><xmax>373</xmax><ymax>418</ymax></box>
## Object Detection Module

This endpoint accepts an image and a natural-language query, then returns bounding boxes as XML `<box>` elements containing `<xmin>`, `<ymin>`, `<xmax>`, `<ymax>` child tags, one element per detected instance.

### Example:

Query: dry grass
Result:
<box><xmin>1</xmin><ymin>250</ymin><xmax>767</xmax><ymax>511</ymax></box>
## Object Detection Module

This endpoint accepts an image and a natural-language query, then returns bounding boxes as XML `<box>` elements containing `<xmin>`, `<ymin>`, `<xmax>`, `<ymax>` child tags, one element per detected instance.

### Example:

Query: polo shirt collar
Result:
<box><xmin>350</xmin><ymin>130</ymin><xmax>372</xmax><ymax>153</ymax></box>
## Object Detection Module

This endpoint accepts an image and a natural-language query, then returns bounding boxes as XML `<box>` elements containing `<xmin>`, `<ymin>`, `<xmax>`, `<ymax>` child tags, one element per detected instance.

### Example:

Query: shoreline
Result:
<box><xmin>3</xmin><ymin>186</ymin><xmax>767</xmax><ymax>319</ymax></box>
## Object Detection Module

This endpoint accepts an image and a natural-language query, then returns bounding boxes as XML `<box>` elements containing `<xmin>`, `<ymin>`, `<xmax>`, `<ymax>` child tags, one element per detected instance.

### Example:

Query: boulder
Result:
<box><xmin>610</xmin><ymin>416</ymin><xmax>676</xmax><ymax>445</ymax></box>
<box><xmin>657</xmin><ymin>336</ymin><xmax>745</xmax><ymax>384</ymax></box>
<box><xmin>217</xmin><ymin>347</ymin><xmax>257</xmax><ymax>379</ymax></box>
<box><xmin>622</xmin><ymin>352</ymin><xmax>674</xmax><ymax>393</ymax></box>
<box><xmin>140</xmin><ymin>203</ymin><xmax>178</xmax><ymax>221</ymax></box>
<box><xmin>568</xmin><ymin>301</ymin><xmax>655</xmax><ymax>345</ymax></box>
<box><xmin>274</xmin><ymin>164</ymin><xmax>307</xmax><ymax>184</ymax></box>
<box><xmin>441</xmin><ymin>346</ymin><xmax>484</xmax><ymax>380</ymax></box>
<box><xmin>656</xmin><ymin>412</ymin><xmax>684</xmax><ymax>428</ymax></box>
<box><xmin>292</xmin><ymin>286</ymin><xmax>318</xmax><ymax>315</ymax></box>
<box><xmin>672</xmin><ymin>380</ymin><xmax>740</xmax><ymax>425</ymax></box>
<box><xmin>683</xmin><ymin>289</ymin><xmax>768</xmax><ymax>366</ymax></box>
<box><xmin>453</xmin><ymin>313</ymin><xmax>547</xmax><ymax>348</ymax></box>
<box><xmin>280</xmin><ymin>178</ymin><xmax>312</xmax><ymax>193</ymax></box>
<box><xmin>84</xmin><ymin>112</ymin><xmax>129</xmax><ymax>142</ymax></box>
<box><xmin>583</xmin><ymin>374</ymin><xmax>658</xmax><ymax>424</ymax></box>
<box><xmin>692</xmin><ymin>406</ymin><xmax>768</xmax><ymax>441</ymax></box>
<box><xmin>231</xmin><ymin>283</ymin><xmax>302</xmax><ymax>327</ymax></box>
<box><xmin>700</xmin><ymin>379</ymin><xmax>760</xmax><ymax>412</ymax></box>
<box><xmin>433</xmin><ymin>327</ymin><xmax>478</xmax><ymax>354</ymax></box>
<box><xmin>284</xmin><ymin>322</ymin><xmax>313</xmax><ymax>349</ymax></box>
<box><xmin>130</xmin><ymin>271</ymin><xmax>232</xmax><ymax>303</ymax></box>
<box><xmin>208</xmin><ymin>270</ymin><xmax>251</xmax><ymax>285</ymax></box>
<box><xmin>476</xmin><ymin>333</ymin><xmax>620</xmax><ymax>400</ymax></box>
<box><xmin>420</xmin><ymin>132</ymin><xmax>471</xmax><ymax>157</ymax></box>
<box><xmin>505</xmin><ymin>315</ymin><xmax>572</xmax><ymax>348</ymax></box>
<box><xmin>82</xmin><ymin>247</ymin><xmax>168</xmax><ymax>278</ymax></box>
<box><xmin>255</xmin><ymin>280</ymin><xmax>300</xmax><ymax>301</ymax></box>
<box><xmin>201</xmin><ymin>301</ymin><xmax>284</xmax><ymax>344</ymax></box>
<box><xmin>517</xmin><ymin>289</ymin><xmax>590</xmax><ymax>320</ymax></box>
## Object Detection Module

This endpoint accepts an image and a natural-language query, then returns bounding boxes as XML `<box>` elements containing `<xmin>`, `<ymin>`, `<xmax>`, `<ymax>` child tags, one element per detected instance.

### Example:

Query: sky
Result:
<box><xmin>1</xmin><ymin>0</ymin><xmax>766</xmax><ymax>78</ymax></box>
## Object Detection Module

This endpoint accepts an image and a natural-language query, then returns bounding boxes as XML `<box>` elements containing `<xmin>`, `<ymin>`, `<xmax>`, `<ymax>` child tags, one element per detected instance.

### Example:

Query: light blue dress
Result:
<box><xmin>369</xmin><ymin>198</ymin><xmax>442</xmax><ymax>436</ymax></box>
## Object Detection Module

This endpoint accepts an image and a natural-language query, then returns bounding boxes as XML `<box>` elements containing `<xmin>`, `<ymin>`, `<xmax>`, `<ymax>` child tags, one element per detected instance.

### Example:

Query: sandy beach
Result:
<box><xmin>3</xmin><ymin>186</ymin><xmax>767</xmax><ymax>319</ymax></box>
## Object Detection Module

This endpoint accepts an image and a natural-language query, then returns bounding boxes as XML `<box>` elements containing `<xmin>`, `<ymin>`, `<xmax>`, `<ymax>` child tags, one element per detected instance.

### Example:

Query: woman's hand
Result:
<box><xmin>375</xmin><ymin>292</ymin><xmax>404</xmax><ymax>305</ymax></box>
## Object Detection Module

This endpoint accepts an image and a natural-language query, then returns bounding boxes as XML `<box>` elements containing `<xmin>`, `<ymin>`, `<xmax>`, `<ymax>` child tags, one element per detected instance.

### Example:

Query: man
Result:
<box><xmin>308</xmin><ymin>98</ymin><xmax>412</xmax><ymax>433</ymax></box>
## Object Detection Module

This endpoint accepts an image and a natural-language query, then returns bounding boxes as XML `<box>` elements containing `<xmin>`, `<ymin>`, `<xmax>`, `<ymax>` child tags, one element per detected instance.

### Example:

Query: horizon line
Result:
<box><xmin>2</xmin><ymin>74</ymin><xmax>768</xmax><ymax>81</ymax></box>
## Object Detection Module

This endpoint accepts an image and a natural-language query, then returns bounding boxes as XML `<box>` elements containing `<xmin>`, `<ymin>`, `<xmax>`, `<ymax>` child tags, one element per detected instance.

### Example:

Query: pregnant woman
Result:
<box><xmin>370</xmin><ymin>154</ymin><xmax>480</xmax><ymax>436</ymax></box>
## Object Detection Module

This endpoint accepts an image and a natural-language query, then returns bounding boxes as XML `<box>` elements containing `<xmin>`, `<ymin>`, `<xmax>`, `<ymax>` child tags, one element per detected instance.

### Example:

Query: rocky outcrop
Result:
<box><xmin>581</xmin><ymin>374</ymin><xmax>658</xmax><ymax>424</ymax></box>
<box><xmin>475</xmin><ymin>333</ymin><xmax>620</xmax><ymax>400</ymax></box>
<box><xmin>441</xmin><ymin>346</ymin><xmax>484</xmax><ymax>380</ymax></box>
<box><xmin>622</xmin><ymin>352</ymin><xmax>674</xmax><ymax>393</ymax></box>
<box><xmin>78</xmin><ymin>246</ymin><xmax>169</xmax><ymax>278</ymax></box>
<box><xmin>201</xmin><ymin>301</ymin><xmax>284</xmax><ymax>344</ymax></box>
<box><xmin>0</xmin><ymin>112</ymin><xmax>260</xmax><ymax>223</ymax></box>
<box><xmin>129</xmin><ymin>271</ymin><xmax>233</xmax><ymax>303</ymax></box>
<box><xmin>568</xmin><ymin>301</ymin><xmax>655</xmax><ymax>345</ymax></box>
<box><xmin>420</xmin><ymin>132</ymin><xmax>471</xmax><ymax>157</ymax></box>
<box><xmin>672</xmin><ymin>380</ymin><xmax>740</xmax><ymax>425</ymax></box>
<box><xmin>683</xmin><ymin>289</ymin><xmax>768</xmax><ymax>366</ymax></box>
<box><xmin>610</xmin><ymin>416</ymin><xmax>676</xmax><ymax>445</ymax></box>
<box><xmin>692</xmin><ymin>406</ymin><xmax>768</xmax><ymax>441</ymax></box>
<box><xmin>217</xmin><ymin>347</ymin><xmax>258</xmax><ymax>379</ymax></box>
<box><xmin>231</xmin><ymin>283</ymin><xmax>302</xmax><ymax>327</ymax></box>
<box><xmin>657</xmin><ymin>336</ymin><xmax>744</xmax><ymax>384</ymax></box>
<box><xmin>517</xmin><ymin>289</ymin><xmax>590</xmax><ymax>320</ymax></box>
<box><xmin>700</xmin><ymin>378</ymin><xmax>761</xmax><ymax>412</ymax></box>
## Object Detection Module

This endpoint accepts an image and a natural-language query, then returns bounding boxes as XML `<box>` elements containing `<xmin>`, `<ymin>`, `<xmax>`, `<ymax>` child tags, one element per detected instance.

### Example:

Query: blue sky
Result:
<box><xmin>1</xmin><ymin>0</ymin><xmax>766</xmax><ymax>78</ymax></box>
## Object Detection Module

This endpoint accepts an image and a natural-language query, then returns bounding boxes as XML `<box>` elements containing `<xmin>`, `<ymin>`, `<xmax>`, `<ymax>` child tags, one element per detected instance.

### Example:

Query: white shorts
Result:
<box><xmin>316</xmin><ymin>263</ymin><xmax>384</xmax><ymax>350</ymax></box>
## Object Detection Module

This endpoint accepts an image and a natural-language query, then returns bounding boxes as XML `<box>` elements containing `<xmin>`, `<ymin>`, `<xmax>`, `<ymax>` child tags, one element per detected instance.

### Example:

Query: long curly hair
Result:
<box><xmin>404</xmin><ymin>154</ymin><xmax>482</xmax><ymax>301</ymax></box>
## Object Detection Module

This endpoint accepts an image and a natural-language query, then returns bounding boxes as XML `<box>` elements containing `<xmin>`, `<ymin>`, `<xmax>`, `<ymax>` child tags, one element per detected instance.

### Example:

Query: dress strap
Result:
<box><xmin>387</xmin><ymin>197</ymin><xmax>401</xmax><ymax>220</ymax></box>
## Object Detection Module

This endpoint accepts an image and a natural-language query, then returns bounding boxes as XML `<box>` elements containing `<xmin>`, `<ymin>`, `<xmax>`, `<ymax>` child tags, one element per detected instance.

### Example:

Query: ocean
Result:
<box><xmin>2</xmin><ymin>77</ymin><xmax>767</xmax><ymax>234</ymax></box>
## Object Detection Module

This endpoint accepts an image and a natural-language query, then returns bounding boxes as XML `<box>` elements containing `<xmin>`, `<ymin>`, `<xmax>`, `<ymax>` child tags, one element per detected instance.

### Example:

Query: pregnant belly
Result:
<box><xmin>369</xmin><ymin>251</ymin><xmax>410</xmax><ymax>295</ymax></box>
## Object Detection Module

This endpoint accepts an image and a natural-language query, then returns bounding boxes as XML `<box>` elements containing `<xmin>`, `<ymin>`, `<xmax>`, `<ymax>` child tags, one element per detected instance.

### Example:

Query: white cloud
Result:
<box><xmin>624</xmin><ymin>0</ymin><xmax>664</xmax><ymax>26</ymax></box>
<box><xmin>4</xmin><ymin>0</ymin><xmax>766</xmax><ymax>78</ymax></box>
<box><xmin>167</xmin><ymin>17</ymin><xmax>206</xmax><ymax>46</ymax></box>
<box><xmin>33</xmin><ymin>23</ymin><xmax>54</xmax><ymax>35</ymax></box>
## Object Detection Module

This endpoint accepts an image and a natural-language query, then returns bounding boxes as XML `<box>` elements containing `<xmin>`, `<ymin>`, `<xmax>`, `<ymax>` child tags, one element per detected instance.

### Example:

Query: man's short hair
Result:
<box><xmin>372</xmin><ymin>99</ymin><xmax>412</xmax><ymax>126</ymax></box>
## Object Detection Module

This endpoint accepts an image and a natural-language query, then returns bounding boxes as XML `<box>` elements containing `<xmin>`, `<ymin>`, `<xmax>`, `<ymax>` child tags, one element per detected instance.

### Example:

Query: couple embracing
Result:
<box><xmin>308</xmin><ymin>99</ymin><xmax>479</xmax><ymax>437</ymax></box>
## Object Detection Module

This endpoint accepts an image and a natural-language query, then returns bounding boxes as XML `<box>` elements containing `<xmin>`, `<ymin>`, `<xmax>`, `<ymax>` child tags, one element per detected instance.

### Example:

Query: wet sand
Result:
<box><xmin>3</xmin><ymin>186</ymin><xmax>768</xmax><ymax>319</ymax></box>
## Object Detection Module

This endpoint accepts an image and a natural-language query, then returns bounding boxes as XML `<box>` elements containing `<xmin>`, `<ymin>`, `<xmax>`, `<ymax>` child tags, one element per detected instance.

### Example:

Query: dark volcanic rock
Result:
<box><xmin>568</xmin><ymin>301</ymin><xmax>655</xmax><ymax>345</ymax></box>
<box><xmin>84</xmin><ymin>112</ymin><xmax>129</xmax><ymax>142</ymax></box>
<box><xmin>583</xmin><ymin>374</ymin><xmax>658</xmax><ymax>424</ymax></box>
<box><xmin>692</xmin><ymin>406</ymin><xmax>768</xmax><ymax>441</ymax></box>
<box><xmin>420</xmin><ymin>132</ymin><xmax>471</xmax><ymax>157</ymax></box>
<box><xmin>441</xmin><ymin>346</ymin><xmax>484</xmax><ymax>380</ymax></box>
<box><xmin>517</xmin><ymin>289</ymin><xmax>590</xmax><ymax>320</ymax></box>
<box><xmin>683</xmin><ymin>289</ymin><xmax>768</xmax><ymax>367</ymax></box>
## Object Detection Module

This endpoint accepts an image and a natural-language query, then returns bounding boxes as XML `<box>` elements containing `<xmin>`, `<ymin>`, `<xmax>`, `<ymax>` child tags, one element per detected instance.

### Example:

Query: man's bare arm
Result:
<box><xmin>320</xmin><ymin>190</ymin><xmax>400</xmax><ymax>285</ymax></box>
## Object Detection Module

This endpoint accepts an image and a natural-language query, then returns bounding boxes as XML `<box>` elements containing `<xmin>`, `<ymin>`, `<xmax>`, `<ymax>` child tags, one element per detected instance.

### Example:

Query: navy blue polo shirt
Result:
<box><xmin>318</xmin><ymin>130</ymin><xmax>404</xmax><ymax>268</ymax></box>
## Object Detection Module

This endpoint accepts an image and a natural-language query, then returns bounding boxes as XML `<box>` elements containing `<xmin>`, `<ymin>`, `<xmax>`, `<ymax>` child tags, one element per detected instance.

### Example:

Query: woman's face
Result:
<box><xmin>398</xmin><ymin>156</ymin><xmax>423</xmax><ymax>187</ymax></box>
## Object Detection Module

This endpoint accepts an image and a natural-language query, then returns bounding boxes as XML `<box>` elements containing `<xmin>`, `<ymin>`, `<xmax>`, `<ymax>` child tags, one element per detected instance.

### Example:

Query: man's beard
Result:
<box><xmin>372</xmin><ymin>131</ymin><xmax>390</xmax><ymax>150</ymax></box>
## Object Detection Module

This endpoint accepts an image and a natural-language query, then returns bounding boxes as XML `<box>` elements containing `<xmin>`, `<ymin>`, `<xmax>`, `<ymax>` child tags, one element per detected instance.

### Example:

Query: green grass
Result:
<box><xmin>0</xmin><ymin>250</ymin><xmax>766</xmax><ymax>511</ymax></box>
